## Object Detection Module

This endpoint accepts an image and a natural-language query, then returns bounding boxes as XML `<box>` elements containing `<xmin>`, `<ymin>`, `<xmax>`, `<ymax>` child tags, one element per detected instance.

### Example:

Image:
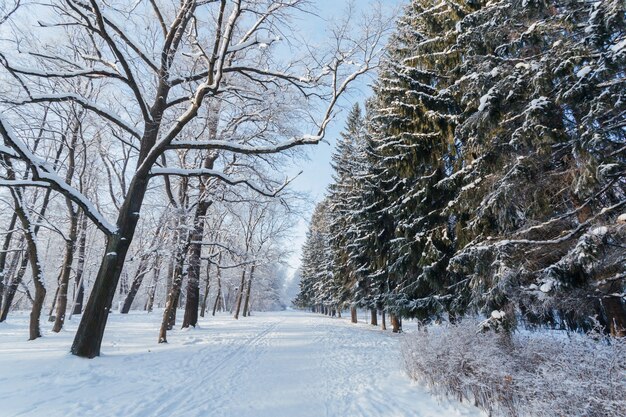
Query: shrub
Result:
<box><xmin>401</xmin><ymin>319</ymin><xmax>626</xmax><ymax>417</ymax></box>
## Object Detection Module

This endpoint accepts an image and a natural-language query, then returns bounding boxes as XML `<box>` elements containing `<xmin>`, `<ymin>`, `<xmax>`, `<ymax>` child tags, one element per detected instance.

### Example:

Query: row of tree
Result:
<box><xmin>0</xmin><ymin>0</ymin><xmax>390</xmax><ymax>357</ymax></box>
<box><xmin>296</xmin><ymin>0</ymin><xmax>625</xmax><ymax>336</ymax></box>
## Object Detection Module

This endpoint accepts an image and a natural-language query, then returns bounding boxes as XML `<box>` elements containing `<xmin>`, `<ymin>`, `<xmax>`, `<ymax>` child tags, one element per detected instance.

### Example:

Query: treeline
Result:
<box><xmin>295</xmin><ymin>0</ymin><xmax>625</xmax><ymax>335</ymax></box>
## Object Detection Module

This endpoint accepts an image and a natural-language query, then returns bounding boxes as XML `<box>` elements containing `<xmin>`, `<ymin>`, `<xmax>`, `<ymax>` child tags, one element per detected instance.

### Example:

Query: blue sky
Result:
<box><xmin>285</xmin><ymin>0</ymin><xmax>408</xmax><ymax>274</ymax></box>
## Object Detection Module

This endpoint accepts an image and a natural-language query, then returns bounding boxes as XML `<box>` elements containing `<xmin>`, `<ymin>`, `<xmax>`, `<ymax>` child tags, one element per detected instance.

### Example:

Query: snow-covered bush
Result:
<box><xmin>401</xmin><ymin>320</ymin><xmax>626</xmax><ymax>417</ymax></box>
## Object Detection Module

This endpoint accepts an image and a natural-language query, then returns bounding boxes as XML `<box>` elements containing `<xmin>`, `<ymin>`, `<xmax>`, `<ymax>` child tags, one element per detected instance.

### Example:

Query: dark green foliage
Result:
<box><xmin>296</xmin><ymin>0</ymin><xmax>625</xmax><ymax>334</ymax></box>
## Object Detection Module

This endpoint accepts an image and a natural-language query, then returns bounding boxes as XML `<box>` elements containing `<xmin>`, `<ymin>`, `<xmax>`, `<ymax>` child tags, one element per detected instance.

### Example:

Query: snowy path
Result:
<box><xmin>0</xmin><ymin>310</ymin><xmax>483</xmax><ymax>417</ymax></box>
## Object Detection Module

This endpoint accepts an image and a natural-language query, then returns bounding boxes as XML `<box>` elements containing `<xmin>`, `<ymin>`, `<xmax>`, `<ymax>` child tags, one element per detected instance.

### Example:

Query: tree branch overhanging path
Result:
<box><xmin>0</xmin><ymin>0</ymin><xmax>391</xmax><ymax>357</ymax></box>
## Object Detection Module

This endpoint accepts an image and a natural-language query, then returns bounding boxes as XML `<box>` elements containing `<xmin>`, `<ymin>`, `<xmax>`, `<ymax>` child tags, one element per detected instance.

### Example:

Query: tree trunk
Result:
<box><xmin>370</xmin><ymin>309</ymin><xmax>377</xmax><ymax>326</ymax></box>
<box><xmin>71</xmin><ymin>213</ymin><xmax>88</xmax><ymax>316</ymax></box>
<box><xmin>381</xmin><ymin>310</ymin><xmax>386</xmax><ymax>330</ymax></box>
<box><xmin>121</xmin><ymin>217</ymin><xmax>165</xmax><ymax>315</ymax></box>
<box><xmin>212</xmin><ymin>258</ymin><xmax>223</xmax><ymax>316</ymax></box>
<box><xmin>390</xmin><ymin>314</ymin><xmax>402</xmax><ymax>333</ymax></box>
<box><xmin>182</xmin><ymin>200</ymin><xmax>211</xmax><ymax>328</ymax></box>
<box><xmin>1</xmin><ymin>185</ymin><xmax>55</xmax><ymax>322</ymax></box>
<box><xmin>10</xmin><ymin>187</ymin><xmax>46</xmax><ymax>340</ymax></box>
<box><xmin>0</xmin><ymin>213</ymin><xmax>18</xmax><ymax>303</ymax></box>
<box><xmin>71</xmin><ymin>173</ymin><xmax>153</xmax><ymax>357</ymax></box>
<box><xmin>601</xmin><ymin>296</ymin><xmax>626</xmax><ymax>337</ymax></box>
<box><xmin>242</xmin><ymin>264</ymin><xmax>255</xmax><ymax>317</ymax></box>
<box><xmin>120</xmin><ymin>259</ymin><xmax>150</xmax><ymax>314</ymax></box>
<box><xmin>159</xmin><ymin>231</ymin><xmax>190</xmax><ymax>343</ymax></box>
<box><xmin>0</xmin><ymin>253</ymin><xmax>27</xmax><ymax>322</ymax></box>
<box><xmin>48</xmin><ymin>286</ymin><xmax>59</xmax><ymax>321</ymax></box>
<box><xmin>144</xmin><ymin>260</ymin><xmax>161</xmax><ymax>313</ymax></box>
<box><xmin>350</xmin><ymin>306</ymin><xmax>357</xmax><ymax>323</ymax></box>
<box><xmin>233</xmin><ymin>267</ymin><xmax>247</xmax><ymax>320</ymax></box>
<box><xmin>200</xmin><ymin>261</ymin><xmax>211</xmax><ymax>318</ymax></box>
<box><xmin>337</xmin><ymin>307</ymin><xmax>341</xmax><ymax>318</ymax></box>
<box><xmin>52</xmin><ymin>118</ymin><xmax>80</xmax><ymax>332</ymax></box>
<box><xmin>52</xmin><ymin>213</ymin><xmax>78</xmax><ymax>332</ymax></box>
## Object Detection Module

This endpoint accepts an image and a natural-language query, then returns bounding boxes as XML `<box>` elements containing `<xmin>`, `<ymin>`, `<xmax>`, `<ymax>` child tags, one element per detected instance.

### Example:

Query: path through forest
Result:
<box><xmin>0</xmin><ymin>310</ymin><xmax>483</xmax><ymax>417</ymax></box>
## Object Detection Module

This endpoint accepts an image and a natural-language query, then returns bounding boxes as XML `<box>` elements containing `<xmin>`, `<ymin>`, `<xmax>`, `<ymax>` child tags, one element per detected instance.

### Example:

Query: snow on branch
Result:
<box><xmin>460</xmin><ymin>200</ymin><xmax>626</xmax><ymax>254</ymax></box>
<box><xmin>0</xmin><ymin>179</ymin><xmax>48</xmax><ymax>187</ymax></box>
<box><xmin>0</xmin><ymin>53</ymin><xmax>123</xmax><ymax>80</ymax></box>
<box><xmin>167</xmin><ymin>135</ymin><xmax>322</xmax><ymax>153</ymax></box>
<box><xmin>0</xmin><ymin>116</ymin><xmax>117</xmax><ymax>235</ymax></box>
<box><xmin>149</xmin><ymin>167</ymin><xmax>299</xmax><ymax>198</ymax></box>
<box><xmin>10</xmin><ymin>94</ymin><xmax>142</xmax><ymax>139</ymax></box>
<box><xmin>0</xmin><ymin>0</ymin><xmax>19</xmax><ymax>26</ymax></box>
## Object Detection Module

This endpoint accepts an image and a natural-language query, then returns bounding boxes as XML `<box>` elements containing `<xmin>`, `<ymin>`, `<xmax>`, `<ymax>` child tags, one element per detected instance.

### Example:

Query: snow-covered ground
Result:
<box><xmin>0</xmin><ymin>310</ymin><xmax>483</xmax><ymax>417</ymax></box>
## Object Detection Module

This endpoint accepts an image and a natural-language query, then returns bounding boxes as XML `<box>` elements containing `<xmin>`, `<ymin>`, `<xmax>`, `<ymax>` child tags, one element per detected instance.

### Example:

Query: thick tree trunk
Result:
<box><xmin>71</xmin><ymin>175</ymin><xmax>150</xmax><ymax>357</ymax></box>
<box><xmin>390</xmin><ymin>314</ymin><xmax>402</xmax><ymax>333</ymax></box>
<box><xmin>71</xmin><ymin>232</ymin><xmax>136</xmax><ymax>356</ymax></box>
<box><xmin>182</xmin><ymin>200</ymin><xmax>211</xmax><ymax>328</ymax></box>
<box><xmin>71</xmin><ymin>71</ymin><xmax>188</xmax><ymax>355</ymax></box>
<box><xmin>337</xmin><ymin>307</ymin><xmax>341</xmax><ymax>318</ymax></box>
<box><xmin>370</xmin><ymin>309</ymin><xmax>377</xmax><ymax>326</ymax></box>
<box><xmin>381</xmin><ymin>310</ymin><xmax>386</xmax><ymax>330</ymax></box>
<box><xmin>233</xmin><ymin>267</ymin><xmax>247</xmax><ymax>320</ymax></box>
<box><xmin>242</xmin><ymin>264</ymin><xmax>255</xmax><ymax>317</ymax></box>
<box><xmin>29</xmin><ymin>276</ymin><xmax>46</xmax><ymax>341</ymax></box>
<box><xmin>350</xmin><ymin>306</ymin><xmax>357</xmax><ymax>323</ymax></box>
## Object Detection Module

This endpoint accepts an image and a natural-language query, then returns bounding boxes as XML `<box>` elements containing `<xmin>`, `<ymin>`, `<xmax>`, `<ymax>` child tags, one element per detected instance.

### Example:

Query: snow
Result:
<box><xmin>539</xmin><ymin>280</ymin><xmax>554</xmax><ymax>293</ymax></box>
<box><xmin>489</xmin><ymin>310</ymin><xmax>503</xmax><ymax>322</ymax></box>
<box><xmin>0</xmin><ymin>142</ymin><xmax>19</xmax><ymax>157</ymax></box>
<box><xmin>227</xmin><ymin>35</ymin><xmax>280</xmax><ymax>53</ymax></box>
<box><xmin>589</xmin><ymin>226</ymin><xmax>608</xmax><ymax>236</ymax></box>
<box><xmin>528</xmin><ymin>96</ymin><xmax>550</xmax><ymax>111</ymax></box>
<box><xmin>576</xmin><ymin>65</ymin><xmax>592</xmax><ymax>78</ymax></box>
<box><xmin>477</xmin><ymin>87</ymin><xmax>496</xmax><ymax>112</ymax></box>
<box><xmin>610</xmin><ymin>38</ymin><xmax>626</xmax><ymax>56</ymax></box>
<box><xmin>461</xmin><ymin>177</ymin><xmax>482</xmax><ymax>191</ymax></box>
<box><xmin>0</xmin><ymin>115</ymin><xmax>117</xmax><ymax>235</ymax></box>
<box><xmin>0</xmin><ymin>310</ymin><xmax>484</xmax><ymax>417</ymax></box>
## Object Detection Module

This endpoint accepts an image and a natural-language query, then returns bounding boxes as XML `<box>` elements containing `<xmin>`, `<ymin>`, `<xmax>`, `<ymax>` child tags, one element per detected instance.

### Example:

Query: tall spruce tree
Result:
<box><xmin>327</xmin><ymin>104</ymin><xmax>368</xmax><ymax>312</ymax></box>
<box><xmin>297</xmin><ymin>0</ymin><xmax>625</xmax><ymax>335</ymax></box>
<box><xmin>363</xmin><ymin>0</ymin><xmax>470</xmax><ymax>320</ymax></box>
<box><xmin>444</xmin><ymin>0</ymin><xmax>625</xmax><ymax>332</ymax></box>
